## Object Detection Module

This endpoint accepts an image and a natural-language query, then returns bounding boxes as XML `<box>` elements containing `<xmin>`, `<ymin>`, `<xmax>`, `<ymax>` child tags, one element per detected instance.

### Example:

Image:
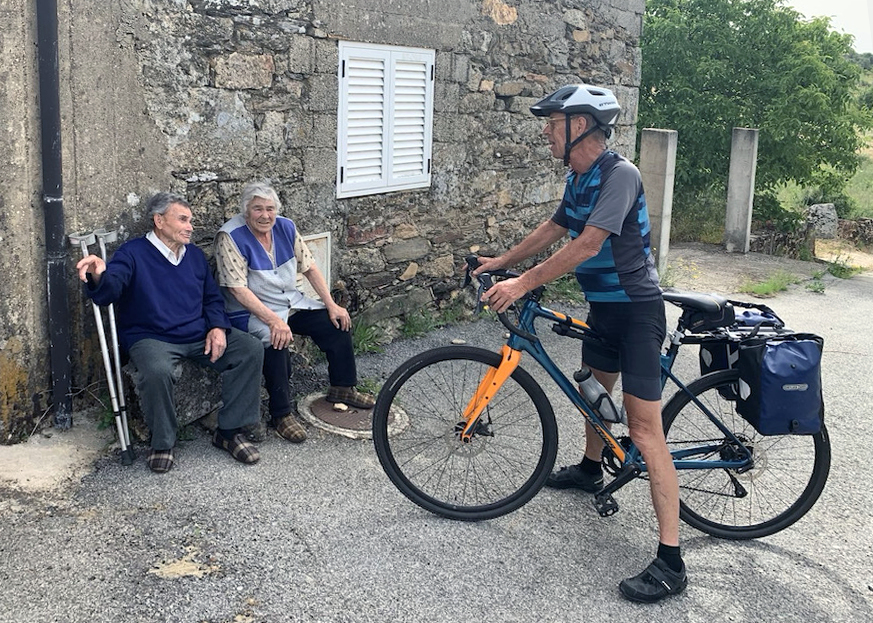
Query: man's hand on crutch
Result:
<box><xmin>76</xmin><ymin>255</ymin><xmax>106</xmax><ymax>283</ymax></box>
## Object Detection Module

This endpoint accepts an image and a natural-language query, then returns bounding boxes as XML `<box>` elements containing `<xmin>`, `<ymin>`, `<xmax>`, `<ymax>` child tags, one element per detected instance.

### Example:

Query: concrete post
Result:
<box><xmin>638</xmin><ymin>128</ymin><xmax>677</xmax><ymax>275</ymax></box>
<box><xmin>724</xmin><ymin>128</ymin><xmax>759</xmax><ymax>253</ymax></box>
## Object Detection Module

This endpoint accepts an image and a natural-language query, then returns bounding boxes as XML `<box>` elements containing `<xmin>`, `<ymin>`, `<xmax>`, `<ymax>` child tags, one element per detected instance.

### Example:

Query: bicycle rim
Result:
<box><xmin>663</xmin><ymin>369</ymin><xmax>830</xmax><ymax>539</ymax></box>
<box><xmin>372</xmin><ymin>346</ymin><xmax>558</xmax><ymax>521</ymax></box>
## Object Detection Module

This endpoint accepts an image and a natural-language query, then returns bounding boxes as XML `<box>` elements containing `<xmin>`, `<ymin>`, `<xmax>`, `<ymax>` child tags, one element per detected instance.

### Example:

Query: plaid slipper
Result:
<box><xmin>212</xmin><ymin>431</ymin><xmax>260</xmax><ymax>464</ymax></box>
<box><xmin>272</xmin><ymin>414</ymin><xmax>307</xmax><ymax>443</ymax></box>
<box><xmin>326</xmin><ymin>386</ymin><xmax>376</xmax><ymax>409</ymax></box>
<box><xmin>146</xmin><ymin>449</ymin><xmax>175</xmax><ymax>473</ymax></box>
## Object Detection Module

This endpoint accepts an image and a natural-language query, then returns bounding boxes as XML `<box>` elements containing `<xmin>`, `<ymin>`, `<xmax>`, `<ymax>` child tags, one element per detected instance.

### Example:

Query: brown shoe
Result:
<box><xmin>147</xmin><ymin>449</ymin><xmax>175</xmax><ymax>473</ymax></box>
<box><xmin>326</xmin><ymin>386</ymin><xmax>376</xmax><ymax>409</ymax></box>
<box><xmin>212</xmin><ymin>430</ymin><xmax>260</xmax><ymax>464</ymax></box>
<box><xmin>272</xmin><ymin>414</ymin><xmax>307</xmax><ymax>443</ymax></box>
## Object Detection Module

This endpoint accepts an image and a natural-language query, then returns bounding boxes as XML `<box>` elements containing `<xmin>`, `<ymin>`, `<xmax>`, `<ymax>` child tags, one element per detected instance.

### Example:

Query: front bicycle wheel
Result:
<box><xmin>372</xmin><ymin>346</ymin><xmax>558</xmax><ymax>521</ymax></box>
<box><xmin>663</xmin><ymin>369</ymin><xmax>830</xmax><ymax>539</ymax></box>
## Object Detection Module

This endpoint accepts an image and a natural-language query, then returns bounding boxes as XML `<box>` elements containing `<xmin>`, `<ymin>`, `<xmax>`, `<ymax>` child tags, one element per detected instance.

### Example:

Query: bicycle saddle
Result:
<box><xmin>662</xmin><ymin>290</ymin><xmax>729</xmax><ymax>313</ymax></box>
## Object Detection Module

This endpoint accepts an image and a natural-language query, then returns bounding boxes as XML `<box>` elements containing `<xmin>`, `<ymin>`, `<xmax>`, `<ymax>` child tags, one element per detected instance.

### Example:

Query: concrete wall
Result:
<box><xmin>0</xmin><ymin>0</ymin><xmax>645</xmax><ymax>438</ymax></box>
<box><xmin>1</xmin><ymin>1</ymin><xmax>46</xmax><ymax>439</ymax></box>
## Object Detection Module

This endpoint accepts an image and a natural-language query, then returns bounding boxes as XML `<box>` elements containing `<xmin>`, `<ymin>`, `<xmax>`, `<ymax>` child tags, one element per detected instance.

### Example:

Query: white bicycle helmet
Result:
<box><xmin>530</xmin><ymin>84</ymin><xmax>621</xmax><ymax>163</ymax></box>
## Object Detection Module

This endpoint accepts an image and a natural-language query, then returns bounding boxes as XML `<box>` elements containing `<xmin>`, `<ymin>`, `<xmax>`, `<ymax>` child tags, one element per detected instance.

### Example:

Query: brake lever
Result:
<box><xmin>475</xmin><ymin>280</ymin><xmax>489</xmax><ymax>315</ymax></box>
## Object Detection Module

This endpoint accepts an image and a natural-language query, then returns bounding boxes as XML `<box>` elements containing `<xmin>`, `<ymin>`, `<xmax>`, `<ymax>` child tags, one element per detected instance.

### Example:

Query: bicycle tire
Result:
<box><xmin>372</xmin><ymin>346</ymin><xmax>558</xmax><ymax>521</ymax></box>
<box><xmin>662</xmin><ymin>369</ymin><xmax>830</xmax><ymax>539</ymax></box>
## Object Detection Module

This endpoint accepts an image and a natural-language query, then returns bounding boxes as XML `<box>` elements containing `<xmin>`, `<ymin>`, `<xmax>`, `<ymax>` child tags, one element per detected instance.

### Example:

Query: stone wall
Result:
<box><xmin>838</xmin><ymin>218</ymin><xmax>873</xmax><ymax>247</ymax></box>
<box><xmin>0</xmin><ymin>0</ymin><xmax>644</xmax><ymax>437</ymax></box>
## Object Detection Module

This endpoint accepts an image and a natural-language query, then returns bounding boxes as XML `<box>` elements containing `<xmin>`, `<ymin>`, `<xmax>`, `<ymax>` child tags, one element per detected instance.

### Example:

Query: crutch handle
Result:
<box><xmin>68</xmin><ymin>231</ymin><xmax>96</xmax><ymax>248</ymax></box>
<box><xmin>93</xmin><ymin>228</ymin><xmax>118</xmax><ymax>244</ymax></box>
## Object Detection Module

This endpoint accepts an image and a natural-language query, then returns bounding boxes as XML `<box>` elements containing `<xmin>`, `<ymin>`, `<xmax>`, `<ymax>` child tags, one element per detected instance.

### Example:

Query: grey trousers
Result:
<box><xmin>128</xmin><ymin>328</ymin><xmax>264</xmax><ymax>450</ymax></box>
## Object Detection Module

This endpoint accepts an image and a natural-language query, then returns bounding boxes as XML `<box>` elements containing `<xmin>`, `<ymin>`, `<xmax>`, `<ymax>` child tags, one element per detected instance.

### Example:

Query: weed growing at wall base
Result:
<box><xmin>352</xmin><ymin>321</ymin><xmax>384</xmax><ymax>355</ymax></box>
<box><xmin>739</xmin><ymin>270</ymin><xmax>801</xmax><ymax>297</ymax></box>
<box><xmin>827</xmin><ymin>254</ymin><xmax>864</xmax><ymax>279</ymax></box>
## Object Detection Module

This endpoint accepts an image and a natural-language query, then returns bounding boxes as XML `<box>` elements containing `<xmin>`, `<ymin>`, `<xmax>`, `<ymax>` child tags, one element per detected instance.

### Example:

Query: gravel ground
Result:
<box><xmin>1</xmin><ymin>243</ymin><xmax>871</xmax><ymax>623</ymax></box>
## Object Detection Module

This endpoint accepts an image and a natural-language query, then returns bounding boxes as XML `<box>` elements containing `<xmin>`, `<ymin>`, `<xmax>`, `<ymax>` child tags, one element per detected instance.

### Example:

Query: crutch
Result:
<box><xmin>69</xmin><ymin>231</ymin><xmax>134</xmax><ymax>465</ymax></box>
<box><xmin>93</xmin><ymin>228</ymin><xmax>134</xmax><ymax>464</ymax></box>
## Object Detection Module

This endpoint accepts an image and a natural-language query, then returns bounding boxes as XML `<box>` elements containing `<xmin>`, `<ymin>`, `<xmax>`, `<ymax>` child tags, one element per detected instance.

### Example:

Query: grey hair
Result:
<box><xmin>240</xmin><ymin>181</ymin><xmax>282</xmax><ymax>216</ymax></box>
<box><xmin>146</xmin><ymin>192</ymin><xmax>190</xmax><ymax>217</ymax></box>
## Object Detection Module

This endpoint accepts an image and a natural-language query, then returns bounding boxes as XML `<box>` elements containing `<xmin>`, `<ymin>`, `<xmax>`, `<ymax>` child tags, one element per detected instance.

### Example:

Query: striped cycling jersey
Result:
<box><xmin>551</xmin><ymin>150</ymin><xmax>661</xmax><ymax>303</ymax></box>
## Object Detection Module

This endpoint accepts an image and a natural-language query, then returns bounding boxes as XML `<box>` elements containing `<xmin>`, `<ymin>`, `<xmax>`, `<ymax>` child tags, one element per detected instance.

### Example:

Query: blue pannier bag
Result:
<box><xmin>736</xmin><ymin>333</ymin><xmax>824</xmax><ymax>435</ymax></box>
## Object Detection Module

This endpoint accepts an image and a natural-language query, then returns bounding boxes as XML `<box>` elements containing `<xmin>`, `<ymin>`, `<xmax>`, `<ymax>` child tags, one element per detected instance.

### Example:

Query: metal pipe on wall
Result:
<box><xmin>36</xmin><ymin>0</ymin><xmax>73</xmax><ymax>428</ymax></box>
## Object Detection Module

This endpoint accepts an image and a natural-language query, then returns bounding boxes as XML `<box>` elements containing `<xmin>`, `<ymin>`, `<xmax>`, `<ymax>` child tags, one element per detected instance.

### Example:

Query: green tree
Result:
<box><xmin>639</xmin><ymin>0</ymin><xmax>871</xmax><ymax>215</ymax></box>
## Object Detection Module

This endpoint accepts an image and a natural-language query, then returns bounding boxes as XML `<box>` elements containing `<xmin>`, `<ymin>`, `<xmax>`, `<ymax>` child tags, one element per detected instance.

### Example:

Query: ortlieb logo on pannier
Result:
<box><xmin>736</xmin><ymin>333</ymin><xmax>824</xmax><ymax>435</ymax></box>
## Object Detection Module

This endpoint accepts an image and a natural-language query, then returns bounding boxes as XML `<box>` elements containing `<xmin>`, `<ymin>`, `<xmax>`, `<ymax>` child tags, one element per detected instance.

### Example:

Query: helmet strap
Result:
<box><xmin>562</xmin><ymin>117</ymin><xmax>600</xmax><ymax>166</ymax></box>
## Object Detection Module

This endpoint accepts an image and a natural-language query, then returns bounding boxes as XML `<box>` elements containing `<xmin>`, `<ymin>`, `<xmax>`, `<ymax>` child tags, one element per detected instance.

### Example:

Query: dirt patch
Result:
<box><xmin>814</xmin><ymin>238</ymin><xmax>873</xmax><ymax>270</ymax></box>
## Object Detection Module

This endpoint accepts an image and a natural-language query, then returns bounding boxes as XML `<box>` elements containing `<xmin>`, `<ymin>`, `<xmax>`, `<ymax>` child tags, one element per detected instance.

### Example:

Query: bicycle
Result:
<box><xmin>372</xmin><ymin>257</ymin><xmax>831</xmax><ymax>539</ymax></box>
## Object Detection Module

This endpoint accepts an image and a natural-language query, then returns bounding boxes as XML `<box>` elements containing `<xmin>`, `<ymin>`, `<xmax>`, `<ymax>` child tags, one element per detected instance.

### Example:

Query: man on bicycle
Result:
<box><xmin>474</xmin><ymin>83</ymin><xmax>686</xmax><ymax>603</ymax></box>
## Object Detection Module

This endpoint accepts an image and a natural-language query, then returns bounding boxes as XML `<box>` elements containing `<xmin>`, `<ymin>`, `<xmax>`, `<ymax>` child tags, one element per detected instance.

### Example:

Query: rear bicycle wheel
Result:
<box><xmin>372</xmin><ymin>346</ymin><xmax>558</xmax><ymax>521</ymax></box>
<box><xmin>662</xmin><ymin>369</ymin><xmax>830</xmax><ymax>539</ymax></box>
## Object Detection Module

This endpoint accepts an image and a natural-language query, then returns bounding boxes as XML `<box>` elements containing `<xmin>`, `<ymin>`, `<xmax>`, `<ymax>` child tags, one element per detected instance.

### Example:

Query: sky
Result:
<box><xmin>786</xmin><ymin>0</ymin><xmax>873</xmax><ymax>53</ymax></box>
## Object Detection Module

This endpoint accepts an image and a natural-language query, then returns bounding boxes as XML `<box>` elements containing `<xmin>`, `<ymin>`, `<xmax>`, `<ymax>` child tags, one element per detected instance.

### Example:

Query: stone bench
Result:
<box><xmin>122</xmin><ymin>343</ymin><xmax>324</xmax><ymax>442</ymax></box>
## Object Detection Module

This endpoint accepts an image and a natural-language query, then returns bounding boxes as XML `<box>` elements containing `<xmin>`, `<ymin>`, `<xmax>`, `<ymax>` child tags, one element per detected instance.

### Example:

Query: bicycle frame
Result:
<box><xmin>459</xmin><ymin>295</ymin><xmax>754</xmax><ymax>478</ymax></box>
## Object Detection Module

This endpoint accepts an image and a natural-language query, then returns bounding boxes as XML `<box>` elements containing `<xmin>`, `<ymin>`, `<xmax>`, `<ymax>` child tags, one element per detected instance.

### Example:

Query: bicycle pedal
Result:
<box><xmin>593</xmin><ymin>492</ymin><xmax>619</xmax><ymax>517</ymax></box>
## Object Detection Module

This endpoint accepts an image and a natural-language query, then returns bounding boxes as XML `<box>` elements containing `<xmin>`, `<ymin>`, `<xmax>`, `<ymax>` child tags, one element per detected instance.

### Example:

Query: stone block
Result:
<box><xmin>393</xmin><ymin>223</ymin><xmax>419</xmax><ymax>239</ymax></box>
<box><xmin>347</xmin><ymin>223</ymin><xmax>392</xmax><ymax>246</ymax></box>
<box><xmin>506</xmin><ymin>96</ymin><xmax>539</xmax><ymax>113</ymax></box>
<box><xmin>563</xmin><ymin>9</ymin><xmax>588</xmax><ymax>30</ymax></box>
<box><xmin>383</xmin><ymin>237</ymin><xmax>432</xmax><ymax>263</ymax></box>
<box><xmin>284</xmin><ymin>35</ymin><xmax>315</xmax><ymax>74</ymax></box>
<box><xmin>123</xmin><ymin>360</ymin><xmax>223</xmax><ymax>440</ymax></box>
<box><xmin>806</xmin><ymin>203</ymin><xmax>838</xmax><ymax>239</ymax></box>
<box><xmin>423</xmin><ymin>254</ymin><xmax>456</xmax><ymax>278</ymax></box>
<box><xmin>256</xmin><ymin>110</ymin><xmax>287</xmax><ymax>152</ymax></box>
<box><xmin>213</xmin><ymin>53</ymin><xmax>275</xmax><ymax>89</ymax></box>
<box><xmin>306</xmin><ymin>73</ymin><xmax>337</xmax><ymax>112</ymax></box>
<box><xmin>340</xmin><ymin>246</ymin><xmax>387</xmax><ymax>274</ymax></box>
<box><xmin>495</xmin><ymin>81</ymin><xmax>525</xmax><ymax>97</ymax></box>
<box><xmin>459</xmin><ymin>92</ymin><xmax>495</xmax><ymax>114</ymax></box>
<box><xmin>303</xmin><ymin>148</ymin><xmax>336</xmax><ymax>184</ymax></box>
<box><xmin>359</xmin><ymin>288</ymin><xmax>433</xmax><ymax>325</ymax></box>
<box><xmin>837</xmin><ymin>218</ymin><xmax>873</xmax><ymax>246</ymax></box>
<box><xmin>435</xmin><ymin>81</ymin><xmax>460</xmax><ymax>113</ymax></box>
<box><xmin>314</xmin><ymin>38</ymin><xmax>339</xmax><ymax>73</ymax></box>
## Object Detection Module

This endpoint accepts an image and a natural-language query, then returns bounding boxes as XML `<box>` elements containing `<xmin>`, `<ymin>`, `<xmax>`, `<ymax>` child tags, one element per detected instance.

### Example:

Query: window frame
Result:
<box><xmin>336</xmin><ymin>41</ymin><xmax>435</xmax><ymax>199</ymax></box>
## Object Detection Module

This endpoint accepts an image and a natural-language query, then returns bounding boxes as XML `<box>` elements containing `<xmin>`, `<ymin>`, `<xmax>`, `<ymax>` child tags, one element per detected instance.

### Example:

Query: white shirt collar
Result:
<box><xmin>146</xmin><ymin>231</ymin><xmax>187</xmax><ymax>266</ymax></box>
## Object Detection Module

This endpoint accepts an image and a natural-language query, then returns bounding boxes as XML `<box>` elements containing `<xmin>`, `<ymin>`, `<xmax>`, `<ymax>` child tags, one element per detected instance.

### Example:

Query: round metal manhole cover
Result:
<box><xmin>297</xmin><ymin>393</ymin><xmax>407</xmax><ymax>440</ymax></box>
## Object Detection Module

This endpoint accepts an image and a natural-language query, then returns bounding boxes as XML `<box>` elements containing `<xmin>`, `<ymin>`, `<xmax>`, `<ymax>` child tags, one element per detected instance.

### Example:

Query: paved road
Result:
<box><xmin>1</xmin><ymin>264</ymin><xmax>871</xmax><ymax>623</ymax></box>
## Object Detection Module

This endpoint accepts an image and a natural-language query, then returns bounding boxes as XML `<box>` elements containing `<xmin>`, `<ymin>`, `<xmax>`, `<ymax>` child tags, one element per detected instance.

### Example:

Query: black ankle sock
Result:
<box><xmin>657</xmin><ymin>543</ymin><xmax>683</xmax><ymax>573</ymax></box>
<box><xmin>579</xmin><ymin>456</ymin><xmax>602</xmax><ymax>475</ymax></box>
<box><xmin>217</xmin><ymin>427</ymin><xmax>240</xmax><ymax>440</ymax></box>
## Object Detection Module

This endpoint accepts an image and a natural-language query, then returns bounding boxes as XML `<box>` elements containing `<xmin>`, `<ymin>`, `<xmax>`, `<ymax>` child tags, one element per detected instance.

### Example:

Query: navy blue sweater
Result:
<box><xmin>86</xmin><ymin>237</ymin><xmax>230</xmax><ymax>351</ymax></box>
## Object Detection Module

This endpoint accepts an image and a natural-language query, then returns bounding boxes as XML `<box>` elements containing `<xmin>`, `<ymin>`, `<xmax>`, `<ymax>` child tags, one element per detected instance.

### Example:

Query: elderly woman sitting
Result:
<box><xmin>214</xmin><ymin>181</ymin><xmax>375</xmax><ymax>442</ymax></box>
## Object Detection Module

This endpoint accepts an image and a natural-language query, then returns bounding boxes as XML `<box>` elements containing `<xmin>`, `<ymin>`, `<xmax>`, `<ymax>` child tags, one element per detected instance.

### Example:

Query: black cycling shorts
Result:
<box><xmin>581</xmin><ymin>298</ymin><xmax>666</xmax><ymax>401</ymax></box>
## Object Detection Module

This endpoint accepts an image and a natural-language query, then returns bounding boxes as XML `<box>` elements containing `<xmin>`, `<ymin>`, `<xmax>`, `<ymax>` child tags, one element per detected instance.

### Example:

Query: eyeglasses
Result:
<box><xmin>544</xmin><ymin>117</ymin><xmax>570</xmax><ymax>131</ymax></box>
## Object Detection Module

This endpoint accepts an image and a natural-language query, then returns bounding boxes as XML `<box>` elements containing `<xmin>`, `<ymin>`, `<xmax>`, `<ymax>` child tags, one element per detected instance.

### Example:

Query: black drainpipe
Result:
<box><xmin>37</xmin><ymin>0</ymin><xmax>73</xmax><ymax>428</ymax></box>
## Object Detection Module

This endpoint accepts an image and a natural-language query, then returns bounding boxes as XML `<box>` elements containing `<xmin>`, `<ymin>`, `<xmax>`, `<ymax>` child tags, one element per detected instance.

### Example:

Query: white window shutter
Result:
<box><xmin>338</xmin><ymin>47</ymin><xmax>390</xmax><ymax>196</ymax></box>
<box><xmin>338</xmin><ymin>42</ymin><xmax>434</xmax><ymax>199</ymax></box>
<box><xmin>388</xmin><ymin>53</ymin><xmax>432</xmax><ymax>186</ymax></box>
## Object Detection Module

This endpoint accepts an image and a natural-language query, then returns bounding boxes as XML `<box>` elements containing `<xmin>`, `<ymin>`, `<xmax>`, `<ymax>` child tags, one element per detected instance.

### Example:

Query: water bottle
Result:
<box><xmin>574</xmin><ymin>366</ymin><xmax>622</xmax><ymax>423</ymax></box>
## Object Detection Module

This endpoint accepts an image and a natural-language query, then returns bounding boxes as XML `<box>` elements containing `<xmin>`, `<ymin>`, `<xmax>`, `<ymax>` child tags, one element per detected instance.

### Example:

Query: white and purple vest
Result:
<box><xmin>218</xmin><ymin>214</ymin><xmax>323</xmax><ymax>346</ymax></box>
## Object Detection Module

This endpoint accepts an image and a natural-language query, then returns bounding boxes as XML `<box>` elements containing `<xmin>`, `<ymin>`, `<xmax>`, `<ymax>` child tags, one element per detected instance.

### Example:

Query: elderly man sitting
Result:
<box><xmin>76</xmin><ymin>192</ymin><xmax>264</xmax><ymax>472</ymax></box>
<box><xmin>214</xmin><ymin>181</ymin><xmax>374</xmax><ymax>442</ymax></box>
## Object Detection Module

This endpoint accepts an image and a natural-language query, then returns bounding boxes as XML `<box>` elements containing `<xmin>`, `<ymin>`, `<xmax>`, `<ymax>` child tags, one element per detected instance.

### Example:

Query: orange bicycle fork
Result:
<box><xmin>458</xmin><ymin>345</ymin><xmax>522</xmax><ymax>442</ymax></box>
